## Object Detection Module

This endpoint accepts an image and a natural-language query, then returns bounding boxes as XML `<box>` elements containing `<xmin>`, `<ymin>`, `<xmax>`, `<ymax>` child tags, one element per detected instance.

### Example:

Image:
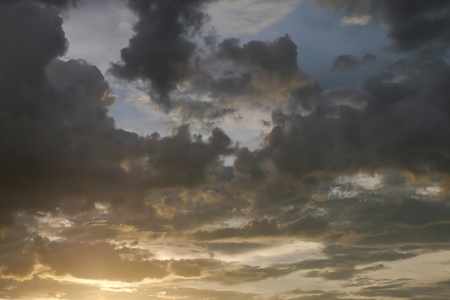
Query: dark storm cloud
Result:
<box><xmin>0</xmin><ymin>0</ymin><xmax>80</xmax><ymax>9</ymax></box>
<box><xmin>205</xmin><ymin>35</ymin><xmax>313</xmax><ymax>107</ymax></box>
<box><xmin>162</xmin><ymin>35</ymin><xmax>314</xmax><ymax>121</ymax></box>
<box><xmin>112</xmin><ymin>21</ymin><xmax>313</xmax><ymax>119</ymax></box>
<box><xmin>160</xmin><ymin>35</ymin><xmax>310</xmax><ymax>121</ymax></box>
<box><xmin>37</xmin><ymin>0</ymin><xmax>80</xmax><ymax>8</ymax></box>
<box><xmin>0</xmin><ymin>0</ymin><xmax>76</xmax><ymax>223</ymax></box>
<box><xmin>233</xmin><ymin>147</ymin><xmax>265</xmax><ymax>180</ymax></box>
<box><xmin>259</xmin><ymin>56</ymin><xmax>450</xmax><ymax>183</ymax></box>
<box><xmin>145</xmin><ymin>125</ymin><xmax>232</xmax><ymax>187</ymax></box>
<box><xmin>110</xmin><ymin>0</ymin><xmax>213</xmax><ymax>111</ymax></box>
<box><xmin>0</xmin><ymin>0</ymin><xmax>233</xmax><ymax>225</ymax></box>
<box><xmin>0</xmin><ymin>56</ymin><xmax>141</xmax><ymax>224</ymax></box>
<box><xmin>331</xmin><ymin>54</ymin><xmax>377</xmax><ymax>71</ymax></box>
<box><xmin>0</xmin><ymin>1</ymin><xmax>67</xmax><ymax>88</ymax></box>
<box><xmin>0</xmin><ymin>214</ymin><xmax>37</xmax><ymax>278</ymax></box>
<box><xmin>375</xmin><ymin>0</ymin><xmax>450</xmax><ymax>51</ymax></box>
<box><xmin>216</xmin><ymin>35</ymin><xmax>299</xmax><ymax>81</ymax></box>
<box><xmin>317</xmin><ymin>0</ymin><xmax>450</xmax><ymax>51</ymax></box>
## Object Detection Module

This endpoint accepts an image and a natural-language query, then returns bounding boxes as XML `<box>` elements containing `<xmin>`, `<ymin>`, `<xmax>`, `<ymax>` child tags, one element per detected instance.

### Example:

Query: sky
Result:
<box><xmin>1</xmin><ymin>0</ymin><xmax>450</xmax><ymax>299</ymax></box>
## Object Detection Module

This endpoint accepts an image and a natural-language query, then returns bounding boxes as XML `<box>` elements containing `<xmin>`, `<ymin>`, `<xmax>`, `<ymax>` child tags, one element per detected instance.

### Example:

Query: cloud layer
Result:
<box><xmin>1</xmin><ymin>0</ymin><xmax>450</xmax><ymax>299</ymax></box>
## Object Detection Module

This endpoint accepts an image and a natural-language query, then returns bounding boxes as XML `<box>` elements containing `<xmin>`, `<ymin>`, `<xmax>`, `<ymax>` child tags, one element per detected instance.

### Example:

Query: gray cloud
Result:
<box><xmin>37</xmin><ymin>0</ymin><xmax>80</xmax><ymax>9</ymax></box>
<box><xmin>202</xmin><ymin>242</ymin><xmax>269</xmax><ymax>255</ymax></box>
<box><xmin>0</xmin><ymin>1</ymin><xmax>67</xmax><ymax>88</ymax></box>
<box><xmin>260</xmin><ymin>57</ymin><xmax>450</xmax><ymax>184</ymax></box>
<box><xmin>110</xmin><ymin>0</ymin><xmax>213</xmax><ymax>111</ymax></box>
<box><xmin>293</xmin><ymin>244</ymin><xmax>415</xmax><ymax>282</ymax></box>
<box><xmin>317</xmin><ymin>0</ymin><xmax>450</xmax><ymax>51</ymax></box>
<box><xmin>169</xmin><ymin>35</ymin><xmax>312</xmax><ymax>121</ymax></box>
<box><xmin>305</xmin><ymin>264</ymin><xmax>386</xmax><ymax>281</ymax></box>
<box><xmin>0</xmin><ymin>0</ymin><xmax>80</xmax><ymax>9</ymax></box>
<box><xmin>144</xmin><ymin>125</ymin><xmax>232</xmax><ymax>187</ymax></box>
<box><xmin>356</xmin><ymin>280</ymin><xmax>450</xmax><ymax>299</ymax></box>
<box><xmin>216</xmin><ymin>35</ymin><xmax>299</xmax><ymax>81</ymax></box>
<box><xmin>60</xmin><ymin>222</ymin><xmax>120</xmax><ymax>241</ymax></box>
<box><xmin>331</xmin><ymin>54</ymin><xmax>377</xmax><ymax>71</ymax></box>
<box><xmin>113</xmin><ymin>27</ymin><xmax>314</xmax><ymax>120</ymax></box>
<box><xmin>191</xmin><ymin>216</ymin><xmax>328</xmax><ymax>241</ymax></box>
<box><xmin>0</xmin><ymin>0</ymin><xmax>233</xmax><ymax>226</ymax></box>
<box><xmin>205</xmin><ymin>35</ymin><xmax>313</xmax><ymax>108</ymax></box>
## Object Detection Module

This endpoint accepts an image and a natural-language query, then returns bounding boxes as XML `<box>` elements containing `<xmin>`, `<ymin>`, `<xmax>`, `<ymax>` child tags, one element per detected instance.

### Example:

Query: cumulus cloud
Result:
<box><xmin>144</xmin><ymin>125</ymin><xmax>232</xmax><ymax>187</ymax></box>
<box><xmin>206</xmin><ymin>35</ymin><xmax>313</xmax><ymax>108</ymax></box>
<box><xmin>0</xmin><ymin>0</ymin><xmax>233</xmax><ymax>226</ymax></box>
<box><xmin>317</xmin><ymin>0</ymin><xmax>450</xmax><ymax>51</ymax></box>
<box><xmin>154</xmin><ymin>34</ymin><xmax>315</xmax><ymax>121</ymax></box>
<box><xmin>111</xmin><ymin>6</ymin><xmax>314</xmax><ymax>120</ymax></box>
<box><xmin>259</xmin><ymin>57</ymin><xmax>450</xmax><ymax>184</ymax></box>
<box><xmin>0</xmin><ymin>0</ymin><xmax>81</xmax><ymax>9</ymax></box>
<box><xmin>110</xmin><ymin>0</ymin><xmax>213</xmax><ymax>111</ymax></box>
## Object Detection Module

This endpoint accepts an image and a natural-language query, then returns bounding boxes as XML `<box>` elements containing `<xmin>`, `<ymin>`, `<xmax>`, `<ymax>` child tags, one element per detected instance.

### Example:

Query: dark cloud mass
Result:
<box><xmin>216</xmin><ymin>35</ymin><xmax>299</xmax><ymax>80</ymax></box>
<box><xmin>0</xmin><ymin>0</ymin><xmax>67</xmax><ymax>87</ymax></box>
<box><xmin>145</xmin><ymin>125</ymin><xmax>232</xmax><ymax>187</ymax></box>
<box><xmin>113</xmin><ymin>11</ymin><xmax>312</xmax><ymax>119</ymax></box>
<box><xmin>261</xmin><ymin>57</ymin><xmax>450</xmax><ymax>182</ymax></box>
<box><xmin>110</xmin><ymin>0</ymin><xmax>213</xmax><ymax>111</ymax></box>
<box><xmin>317</xmin><ymin>0</ymin><xmax>450</xmax><ymax>51</ymax></box>
<box><xmin>0</xmin><ymin>0</ymin><xmax>231</xmax><ymax>225</ymax></box>
<box><xmin>331</xmin><ymin>53</ymin><xmax>377</xmax><ymax>71</ymax></box>
<box><xmin>0</xmin><ymin>0</ymin><xmax>80</xmax><ymax>8</ymax></box>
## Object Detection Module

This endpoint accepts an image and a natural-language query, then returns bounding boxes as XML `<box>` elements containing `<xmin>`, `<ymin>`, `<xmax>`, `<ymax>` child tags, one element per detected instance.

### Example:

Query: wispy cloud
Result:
<box><xmin>208</xmin><ymin>0</ymin><xmax>301</xmax><ymax>35</ymax></box>
<box><xmin>340</xmin><ymin>15</ymin><xmax>371</xmax><ymax>26</ymax></box>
